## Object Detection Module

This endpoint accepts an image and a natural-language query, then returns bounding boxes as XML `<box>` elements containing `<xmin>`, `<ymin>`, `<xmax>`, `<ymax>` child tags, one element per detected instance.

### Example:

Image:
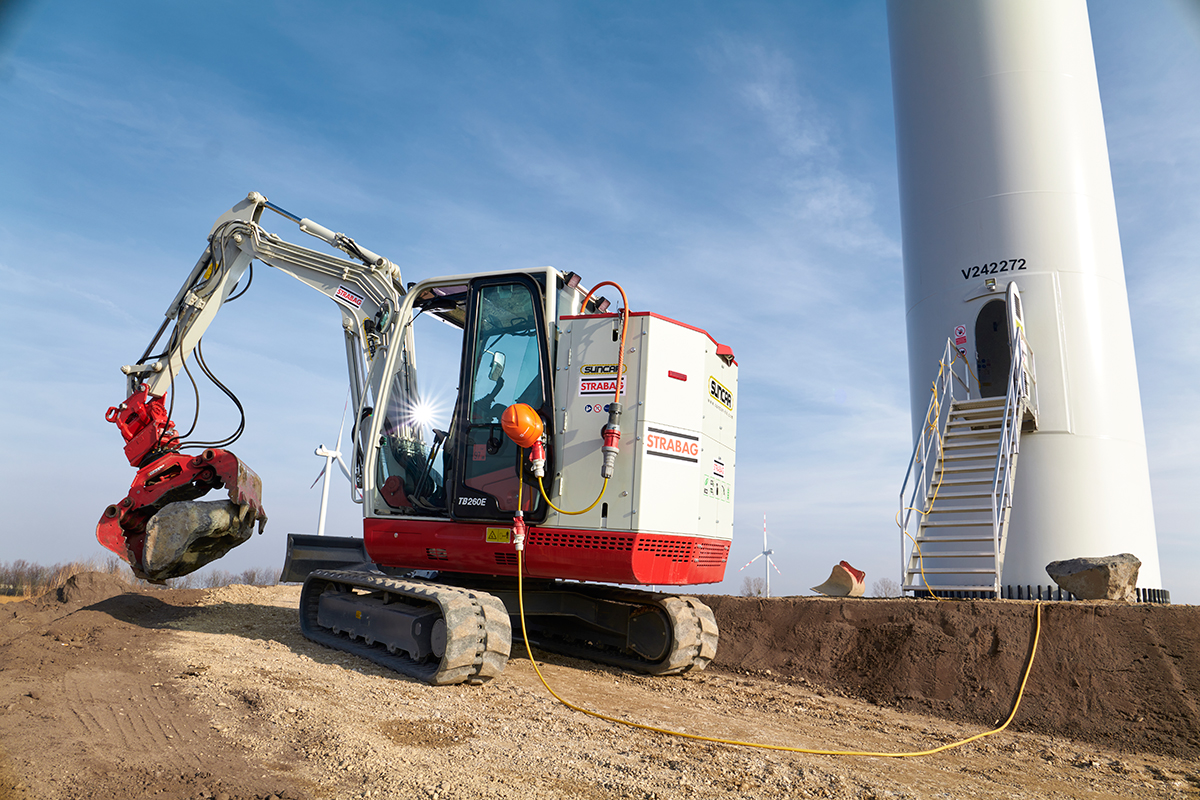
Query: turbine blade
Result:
<box><xmin>738</xmin><ymin>553</ymin><xmax>764</xmax><ymax>571</ymax></box>
<box><xmin>309</xmin><ymin>465</ymin><xmax>327</xmax><ymax>490</ymax></box>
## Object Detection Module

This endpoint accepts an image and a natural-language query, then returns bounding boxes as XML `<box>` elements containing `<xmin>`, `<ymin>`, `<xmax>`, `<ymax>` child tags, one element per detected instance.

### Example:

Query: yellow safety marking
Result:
<box><xmin>486</xmin><ymin>527</ymin><xmax>511</xmax><ymax>544</ymax></box>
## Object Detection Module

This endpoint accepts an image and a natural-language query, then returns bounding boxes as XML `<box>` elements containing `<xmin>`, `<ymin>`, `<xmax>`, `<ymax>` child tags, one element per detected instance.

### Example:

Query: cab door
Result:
<box><xmin>447</xmin><ymin>275</ymin><xmax>553</xmax><ymax>522</ymax></box>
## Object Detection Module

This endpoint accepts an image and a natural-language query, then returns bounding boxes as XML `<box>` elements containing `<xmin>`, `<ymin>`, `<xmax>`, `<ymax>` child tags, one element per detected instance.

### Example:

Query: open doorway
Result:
<box><xmin>975</xmin><ymin>299</ymin><xmax>1011</xmax><ymax>398</ymax></box>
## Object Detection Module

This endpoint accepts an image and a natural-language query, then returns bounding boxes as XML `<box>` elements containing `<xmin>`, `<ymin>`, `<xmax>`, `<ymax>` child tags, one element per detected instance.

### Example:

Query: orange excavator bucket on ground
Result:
<box><xmin>97</xmin><ymin>387</ymin><xmax>267</xmax><ymax>583</ymax></box>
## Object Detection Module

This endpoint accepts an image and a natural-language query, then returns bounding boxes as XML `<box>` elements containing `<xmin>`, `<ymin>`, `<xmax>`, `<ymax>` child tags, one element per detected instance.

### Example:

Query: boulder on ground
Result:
<box><xmin>1045</xmin><ymin>553</ymin><xmax>1141</xmax><ymax>602</ymax></box>
<box><xmin>812</xmin><ymin>561</ymin><xmax>866</xmax><ymax>597</ymax></box>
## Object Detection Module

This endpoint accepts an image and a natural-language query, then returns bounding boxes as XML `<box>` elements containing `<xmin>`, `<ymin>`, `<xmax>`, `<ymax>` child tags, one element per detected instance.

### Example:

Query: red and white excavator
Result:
<box><xmin>98</xmin><ymin>192</ymin><xmax>738</xmax><ymax>684</ymax></box>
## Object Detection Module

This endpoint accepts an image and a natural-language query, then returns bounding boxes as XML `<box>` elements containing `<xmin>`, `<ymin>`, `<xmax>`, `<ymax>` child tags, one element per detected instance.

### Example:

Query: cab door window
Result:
<box><xmin>451</xmin><ymin>278</ymin><xmax>551</xmax><ymax>520</ymax></box>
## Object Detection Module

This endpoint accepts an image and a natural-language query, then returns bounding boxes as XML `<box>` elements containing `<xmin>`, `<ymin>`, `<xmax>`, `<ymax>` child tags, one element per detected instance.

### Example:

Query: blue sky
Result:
<box><xmin>1</xmin><ymin>1</ymin><xmax>1196</xmax><ymax>602</ymax></box>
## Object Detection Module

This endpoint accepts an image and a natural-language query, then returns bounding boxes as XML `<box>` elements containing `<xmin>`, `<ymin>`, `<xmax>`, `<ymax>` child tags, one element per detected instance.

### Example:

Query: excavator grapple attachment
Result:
<box><xmin>97</xmin><ymin>448</ymin><xmax>267</xmax><ymax>582</ymax></box>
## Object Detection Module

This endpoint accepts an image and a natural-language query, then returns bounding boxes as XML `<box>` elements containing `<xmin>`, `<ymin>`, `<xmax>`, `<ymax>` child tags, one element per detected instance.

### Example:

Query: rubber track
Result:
<box><xmin>522</xmin><ymin>585</ymin><xmax>719</xmax><ymax>676</ymax></box>
<box><xmin>298</xmin><ymin>570</ymin><xmax>511</xmax><ymax>685</ymax></box>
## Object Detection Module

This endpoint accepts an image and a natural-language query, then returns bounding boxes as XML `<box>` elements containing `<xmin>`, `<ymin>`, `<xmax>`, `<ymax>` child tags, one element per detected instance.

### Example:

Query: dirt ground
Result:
<box><xmin>1</xmin><ymin>573</ymin><xmax>1198</xmax><ymax>800</ymax></box>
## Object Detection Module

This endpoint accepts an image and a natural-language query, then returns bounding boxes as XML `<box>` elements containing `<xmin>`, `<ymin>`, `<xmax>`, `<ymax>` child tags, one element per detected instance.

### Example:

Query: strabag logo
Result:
<box><xmin>708</xmin><ymin>376</ymin><xmax>733</xmax><ymax>411</ymax></box>
<box><xmin>336</xmin><ymin>285</ymin><xmax>365</xmax><ymax>309</ymax></box>
<box><xmin>644</xmin><ymin>426</ymin><xmax>699</xmax><ymax>464</ymax></box>
<box><xmin>579</xmin><ymin>376</ymin><xmax>626</xmax><ymax>396</ymax></box>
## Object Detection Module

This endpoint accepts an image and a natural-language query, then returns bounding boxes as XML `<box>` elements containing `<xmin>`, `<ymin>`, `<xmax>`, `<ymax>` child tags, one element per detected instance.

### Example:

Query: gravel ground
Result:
<box><xmin>2</xmin><ymin>576</ymin><xmax>1198</xmax><ymax>799</ymax></box>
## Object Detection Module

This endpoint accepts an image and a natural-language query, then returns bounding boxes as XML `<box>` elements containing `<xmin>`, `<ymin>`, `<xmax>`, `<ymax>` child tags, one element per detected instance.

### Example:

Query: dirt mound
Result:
<box><xmin>52</xmin><ymin>571</ymin><xmax>132</xmax><ymax>606</ymax></box>
<box><xmin>701</xmin><ymin>595</ymin><xmax>1200</xmax><ymax>758</ymax></box>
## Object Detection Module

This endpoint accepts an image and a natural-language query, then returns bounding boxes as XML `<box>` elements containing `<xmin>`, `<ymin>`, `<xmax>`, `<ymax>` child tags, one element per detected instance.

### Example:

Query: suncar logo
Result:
<box><xmin>709</xmin><ymin>376</ymin><xmax>733</xmax><ymax>411</ymax></box>
<box><xmin>580</xmin><ymin>363</ymin><xmax>626</xmax><ymax>375</ymax></box>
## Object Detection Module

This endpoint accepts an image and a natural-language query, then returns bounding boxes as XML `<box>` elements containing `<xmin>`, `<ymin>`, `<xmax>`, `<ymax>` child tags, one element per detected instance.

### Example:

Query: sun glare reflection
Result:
<box><xmin>406</xmin><ymin>390</ymin><xmax>451</xmax><ymax>433</ymax></box>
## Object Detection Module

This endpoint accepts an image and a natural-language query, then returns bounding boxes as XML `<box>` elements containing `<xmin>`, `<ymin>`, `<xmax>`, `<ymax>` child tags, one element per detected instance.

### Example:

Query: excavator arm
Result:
<box><xmin>98</xmin><ymin>192</ymin><xmax>406</xmax><ymax>582</ymax></box>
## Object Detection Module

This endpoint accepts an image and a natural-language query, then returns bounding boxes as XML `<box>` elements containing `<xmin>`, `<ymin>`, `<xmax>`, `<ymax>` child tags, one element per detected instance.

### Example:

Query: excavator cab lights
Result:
<box><xmin>500</xmin><ymin>402</ymin><xmax>543</xmax><ymax>449</ymax></box>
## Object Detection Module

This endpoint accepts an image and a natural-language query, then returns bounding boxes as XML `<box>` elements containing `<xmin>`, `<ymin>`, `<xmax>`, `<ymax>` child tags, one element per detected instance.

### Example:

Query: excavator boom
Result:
<box><xmin>99</xmin><ymin>192</ymin><xmax>404</xmax><ymax>581</ymax></box>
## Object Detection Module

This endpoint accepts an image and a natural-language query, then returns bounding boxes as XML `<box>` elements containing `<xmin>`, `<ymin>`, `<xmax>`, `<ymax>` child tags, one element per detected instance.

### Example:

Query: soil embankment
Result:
<box><xmin>702</xmin><ymin>595</ymin><xmax>1200</xmax><ymax>757</ymax></box>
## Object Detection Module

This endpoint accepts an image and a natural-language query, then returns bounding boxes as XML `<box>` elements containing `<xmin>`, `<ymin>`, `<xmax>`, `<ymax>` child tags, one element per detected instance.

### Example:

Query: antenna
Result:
<box><xmin>738</xmin><ymin>514</ymin><xmax>782</xmax><ymax>597</ymax></box>
<box><xmin>311</xmin><ymin>392</ymin><xmax>354</xmax><ymax>536</ymax></box>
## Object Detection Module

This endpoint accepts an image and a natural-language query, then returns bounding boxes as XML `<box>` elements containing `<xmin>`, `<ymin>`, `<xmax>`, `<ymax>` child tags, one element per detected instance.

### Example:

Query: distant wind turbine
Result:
<box><xmin>310</xmin><ymin>392</ymin><xmax>354</xmax><ymax>536</ymax></box>
<box><xmin>738</xmin><ymin>514</ymin><xmax>782</xmax><ymax>597</ymax></box>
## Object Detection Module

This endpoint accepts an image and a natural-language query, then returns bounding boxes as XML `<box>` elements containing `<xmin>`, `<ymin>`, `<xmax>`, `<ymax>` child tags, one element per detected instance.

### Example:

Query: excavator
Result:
<box><xmin>98</xmin><ymin>192</ymin><xmax>738</xmax><ymax>685</ymax></box>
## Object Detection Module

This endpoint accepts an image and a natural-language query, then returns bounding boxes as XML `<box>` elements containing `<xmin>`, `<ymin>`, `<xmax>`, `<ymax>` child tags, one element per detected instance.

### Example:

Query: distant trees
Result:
<box><xmin>872</xmin><ymin>577</ymin><xmax>900</xmax><ymax>598</ymax></box>
<box><xmin>0</xmin><ymin>558</ymin><xmax>279</xmax><ymax>598</ymax></box>
<box><xmin>740</xmin><ymin>576</ymin><xmax>765</xmax><ymax>597</ymax></box>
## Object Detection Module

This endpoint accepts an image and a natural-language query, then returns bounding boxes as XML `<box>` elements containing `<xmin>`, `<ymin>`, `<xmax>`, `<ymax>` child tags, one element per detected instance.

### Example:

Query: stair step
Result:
<box><xmin>946</xmin><ymin>414</ymin><xmax>1004</xmax><ymax>426</ymax></box>
<box><xmin>912</xmin><ymin>535</ymin><xmax>996</xmax><ymax>544</ymax></box>
<box><xmin>924</xmin><ymin>505</ymin><xmax>993</xmax><ymax>514</ymax></box>
<box><xmin>928</xmin><ymin>485</ymin><xmax>993</xmax><ymax>496</ymax></box>
<box><xmin>903</xmin><ymin>567</ymin><xmax>997</xmax><ymax>574</ymax></box>
<box><xmin>924</xmin><ymin>495</ymin><xmax>992</xmax><ymax>506</ymax></box>
<box><xmin>951</xmin><ymin>397</ymin><xmax>1007</xmax><ymax>409</ymax></box>
<box><xmin>907</xmin><ymin>550</ymin><xmax>995</xmax><ymax>558</ymax></box>
<box><xmin>943</xmin><ymin>439</ymin><xmax>999</xmax><ymax>450</ymax></box>
<box><xmin>902</xmin><ymin>584</ymin><xmax>997</xmax><ymax>593</ymax></box>
<box><xmin>947</xmin><ymin>413</ymin><xmax>1005</xmax><ymax>424</ymax></box>
<box><xmin>919</xmin><ymin>520</ymin><xmax>992</xmax><ymax>528</ymax></box>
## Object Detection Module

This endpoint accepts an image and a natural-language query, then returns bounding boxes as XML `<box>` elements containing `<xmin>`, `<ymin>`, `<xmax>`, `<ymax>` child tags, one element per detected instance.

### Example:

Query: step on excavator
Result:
<box><xmin>98</xmin><ymin>192</ymin><xmax>738</xmax><ymax>684</ymax></box>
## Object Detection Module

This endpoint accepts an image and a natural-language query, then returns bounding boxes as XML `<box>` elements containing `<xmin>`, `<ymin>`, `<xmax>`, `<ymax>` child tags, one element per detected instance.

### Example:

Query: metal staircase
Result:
<box><xmin>898</xmin><ymin>283</ymin><xmax>1037</xmax><ymax>598</ymax></box>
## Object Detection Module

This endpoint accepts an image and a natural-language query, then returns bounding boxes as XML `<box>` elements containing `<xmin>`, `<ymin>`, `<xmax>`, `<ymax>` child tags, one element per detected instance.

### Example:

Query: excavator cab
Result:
<box><xmin>373</xmin><ymin>272</ymin><xmax>556</xmax><ymax>523</ymax></box>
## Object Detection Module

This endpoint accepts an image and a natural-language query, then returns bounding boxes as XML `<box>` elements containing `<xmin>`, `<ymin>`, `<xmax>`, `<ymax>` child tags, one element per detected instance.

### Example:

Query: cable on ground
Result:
<box><xmin>515</xmin><ymin>549</ymin><xmax>1042</xmax><ymax>758</ymax></box>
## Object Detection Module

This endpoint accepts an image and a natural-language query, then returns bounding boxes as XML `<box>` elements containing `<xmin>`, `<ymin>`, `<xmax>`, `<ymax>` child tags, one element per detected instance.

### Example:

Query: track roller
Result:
<box><xmin>464</xmin><ymin>581</ymin><xmax>719</xmax><ymax>676</ymax></box>
<box><xmin>298</xmin><ymin>570</ymin><xmax>511</xmax><ymax>685</ymax></box>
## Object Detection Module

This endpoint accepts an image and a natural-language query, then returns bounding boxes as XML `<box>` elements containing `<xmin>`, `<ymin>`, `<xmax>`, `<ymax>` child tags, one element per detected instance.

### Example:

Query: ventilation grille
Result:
<box><xmin>494</xmin><ymin>552</ymin><xmax>518</xmax><ymax>567</ymax></box>
<box><xmin>693</xmin><ymin>540</ymin><xmax>731</xmax><ymax>567</ymax></box>
<box><xmin>527</xmin><ymin>530</ymin><xmax>634</xmax><ymax>551</ymax></box>
<box><xmin>425</xmin><ymin>548</ymin><xmax>449</xmax><ymax>561</ymax></box>
<box><xmin>634</xmin><ymin>537</ymin><xmax>730</xmax><ymax>565</ymax></box>
<box><xmin>636</xmin><ymin>537</ymin><xmax>693</xmax><ymax>563</ymax></box>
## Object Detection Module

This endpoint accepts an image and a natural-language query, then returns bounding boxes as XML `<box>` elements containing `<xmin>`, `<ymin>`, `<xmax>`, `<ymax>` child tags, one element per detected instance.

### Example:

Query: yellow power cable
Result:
<box><xmin>515</xmin><ymin>549</ymin><xmax>1043</xmax><ymax>758</ymax></box>
<box><xmin>537</xmin><ymin>474</ymin><xmax>607</xmax><ymax>516</ymax></box>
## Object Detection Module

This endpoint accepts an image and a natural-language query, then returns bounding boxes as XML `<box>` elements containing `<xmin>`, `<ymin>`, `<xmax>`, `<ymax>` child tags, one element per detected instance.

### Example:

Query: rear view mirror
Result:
<box><xmin>488</xmin><ymin>351</ymin><xmax>506</xmax><ymax>382</ymax></box>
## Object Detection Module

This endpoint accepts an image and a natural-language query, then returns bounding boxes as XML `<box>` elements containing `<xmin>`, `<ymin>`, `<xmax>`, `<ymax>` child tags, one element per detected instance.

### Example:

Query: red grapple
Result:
<box><xmin>97</xmin><ymin>448</ymin><xmax>267</xmax><ymax>581</ymax></box>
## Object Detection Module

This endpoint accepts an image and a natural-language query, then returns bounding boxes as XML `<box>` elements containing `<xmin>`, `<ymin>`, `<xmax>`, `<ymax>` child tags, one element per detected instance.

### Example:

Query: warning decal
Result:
<box><xmin>645</xmin><ymin>426</ymin><xmax>700</xmax><ymax>463</ymax></box>
<box><xmin>703</xmin><ymin>475</ymin><xmax>732</xmax><ymax>503</ymax></box>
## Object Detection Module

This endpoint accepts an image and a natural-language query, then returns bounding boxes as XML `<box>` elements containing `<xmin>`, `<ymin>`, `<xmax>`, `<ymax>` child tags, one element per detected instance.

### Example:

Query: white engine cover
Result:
<box><xmin>549</xmin><ymin>312</ymin><xmax>737</xmax><ymax>543</ymax></box>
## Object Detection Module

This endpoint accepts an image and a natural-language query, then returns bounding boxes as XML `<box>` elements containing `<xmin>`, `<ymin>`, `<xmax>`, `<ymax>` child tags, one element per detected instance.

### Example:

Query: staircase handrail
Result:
<box><xmin>988</xmin><ymin>324</ymin><xmax>1036</xmax><ymax>592</ymax></box>
<box><xmin>898</xmin><ymin>337</ymin><xmax>973</xmax><ymax>582</ymax></box>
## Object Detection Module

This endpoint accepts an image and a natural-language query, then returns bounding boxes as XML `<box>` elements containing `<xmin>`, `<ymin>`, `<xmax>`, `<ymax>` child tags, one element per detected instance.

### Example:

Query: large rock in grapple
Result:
<box><xmin>1045</xmin><ymin>553</ymin><xmax>1141</xmax><ymax>601</ymax></box>
<box><xmin>142</xmin><ymin>499</ymin><xmax>257</xmax><ymax>583</ymax></box>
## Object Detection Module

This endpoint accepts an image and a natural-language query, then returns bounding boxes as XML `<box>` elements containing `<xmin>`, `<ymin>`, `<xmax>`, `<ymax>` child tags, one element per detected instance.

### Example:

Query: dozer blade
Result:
<box><xmin>97</xmin><ymin>448</ymin><xmax>267</xmax><ymax>582</ymax></box>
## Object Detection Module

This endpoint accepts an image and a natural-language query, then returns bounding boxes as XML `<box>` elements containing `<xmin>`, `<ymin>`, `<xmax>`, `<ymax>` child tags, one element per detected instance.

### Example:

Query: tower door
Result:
<box><xmin>975</xmin><ymin>299</ymin><xmax>1011</xmax><ymax>398</ymax></box>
